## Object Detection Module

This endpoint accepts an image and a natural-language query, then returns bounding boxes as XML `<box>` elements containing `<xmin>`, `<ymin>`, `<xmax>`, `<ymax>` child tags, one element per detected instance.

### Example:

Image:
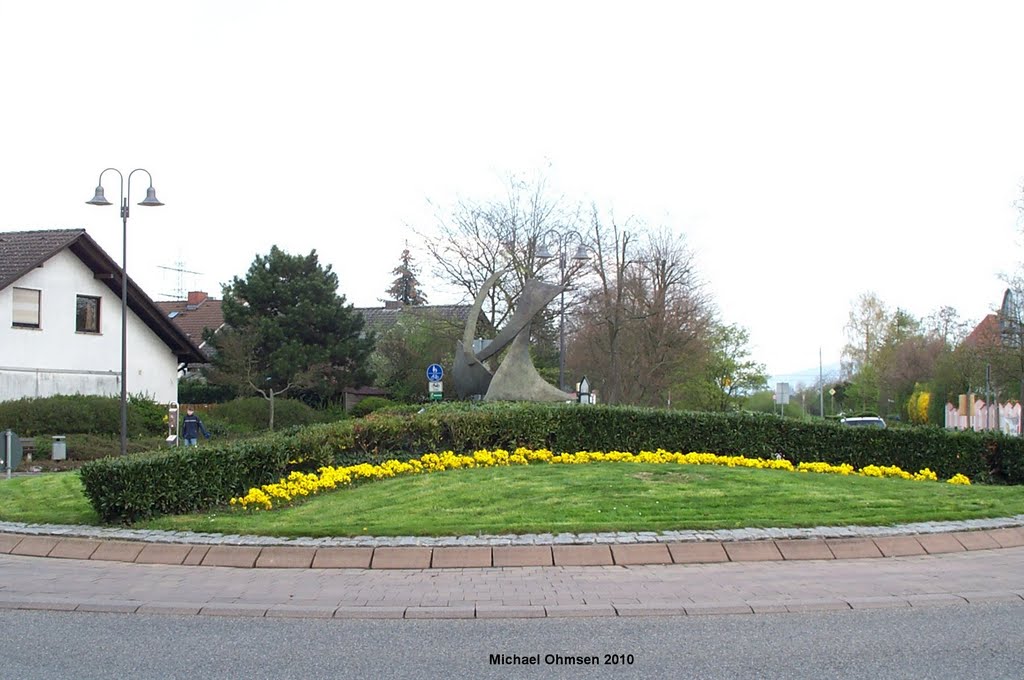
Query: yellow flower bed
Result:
<box><xmin>229</xmin><ymin>448</ymin><xmax>973</xmax><ymax>511</ymax></box>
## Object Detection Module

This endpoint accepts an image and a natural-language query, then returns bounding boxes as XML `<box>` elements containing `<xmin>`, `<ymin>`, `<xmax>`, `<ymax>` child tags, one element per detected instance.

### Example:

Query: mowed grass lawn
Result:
<box><xmin>3</xmin><ymin>463</ymin><xmax>1024</xmax><ymax>537</ymax></box>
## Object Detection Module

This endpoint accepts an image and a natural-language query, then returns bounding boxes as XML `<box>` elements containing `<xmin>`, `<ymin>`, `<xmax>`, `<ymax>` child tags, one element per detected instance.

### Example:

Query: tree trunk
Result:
<box><xmin>269</xmin><ymin>389</ymin><xmax>275</xmax><ymax>432</ymax></box>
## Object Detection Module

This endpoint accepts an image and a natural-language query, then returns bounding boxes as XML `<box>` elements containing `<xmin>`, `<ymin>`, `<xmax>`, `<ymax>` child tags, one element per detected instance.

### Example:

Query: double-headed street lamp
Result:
<box><xmin>535</xmin><ymin>231</ymin><xmax>589</xmax><ymax>392</ymax></box>
<box><xmin>86</xmin><ymin>168</ymin><xmax>164</xmax><ymax>457</ymax></box>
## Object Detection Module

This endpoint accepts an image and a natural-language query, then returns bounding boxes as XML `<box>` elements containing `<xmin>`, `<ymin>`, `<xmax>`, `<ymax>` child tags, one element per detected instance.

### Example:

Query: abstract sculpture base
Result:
<box><xmin>453</xmin><ymin>273</ymin><xmax>574</xmax><ymax>402</ymax></box>
<box><xmin>484</xmin><ymin>328</ymin><xmax>572</xmax><ymax>402</ymax></box>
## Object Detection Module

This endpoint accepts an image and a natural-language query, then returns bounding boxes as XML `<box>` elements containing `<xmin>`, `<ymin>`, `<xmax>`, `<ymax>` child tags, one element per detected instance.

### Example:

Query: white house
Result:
<box><xmin>0</xmin><ymin>229</ymin><xmax>205</xmax><ymax>404</ymax></box>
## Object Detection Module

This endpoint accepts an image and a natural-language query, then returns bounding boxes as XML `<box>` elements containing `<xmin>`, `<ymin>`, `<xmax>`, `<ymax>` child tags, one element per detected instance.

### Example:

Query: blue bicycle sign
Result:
<box><xmin>426</xmin><ymin>363</ymin><xmax>444</xmax><ymax>382</ymax></box>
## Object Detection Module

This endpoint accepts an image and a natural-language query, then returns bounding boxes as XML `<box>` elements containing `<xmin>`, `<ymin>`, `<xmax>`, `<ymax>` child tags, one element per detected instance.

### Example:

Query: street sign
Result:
<box><xmin>829</xmin><ymin>388</ymin><xmax>836</xmax><ymax>396</ymax></box>
<box><xmin>428</xmin><ymin>380</ymin><xmax>443</xmax><ymax>393</ymax></box>
<box><xmin>426</xmin><ymin>363</ymin><xmax>444</xmax><ymax>382</ymax></box>
<box><xmin>775</xmin><ymin>382</ymin><xmax>791</xmax><ymax>405</ymax></box>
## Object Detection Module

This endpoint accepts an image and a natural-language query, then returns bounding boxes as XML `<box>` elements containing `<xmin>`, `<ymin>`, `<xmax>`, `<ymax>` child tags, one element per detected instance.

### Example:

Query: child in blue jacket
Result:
<box><xmin>181</xmin><ymin>407</ymin><xmax>211</xmax><ymax>446</ymax></box>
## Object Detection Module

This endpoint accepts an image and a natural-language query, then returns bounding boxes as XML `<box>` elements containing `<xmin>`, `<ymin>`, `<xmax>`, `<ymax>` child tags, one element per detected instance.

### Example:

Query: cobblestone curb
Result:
<box><xmin>2</xmin><ymin>515</ymin><xmax>1023</xmax><ymax>548</ymax></box>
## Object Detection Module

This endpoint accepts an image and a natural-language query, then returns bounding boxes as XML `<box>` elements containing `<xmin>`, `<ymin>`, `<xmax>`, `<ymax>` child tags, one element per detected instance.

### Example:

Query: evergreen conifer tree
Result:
<box><xmin>211</xmin><ymin>246</ymin><xmax>375</xmax><ymax>423</ymax></box>
<box><xmin>385</xmin><ymin>247</ymin><xmax>428</xmax><ymax>305</ymax></box>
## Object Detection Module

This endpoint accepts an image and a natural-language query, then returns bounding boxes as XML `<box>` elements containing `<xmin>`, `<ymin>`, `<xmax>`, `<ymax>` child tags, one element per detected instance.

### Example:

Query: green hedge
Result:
<box><xmin>203</xmin><ymin>397</ymin><xmax>334</xmax><ymax>433</ymax></box>
<box><xmin>79</xmin><ymin>435</ymin><xmax>296</xmax><ymax>523</ymax></box>
<box><xmin>78</xmin><ymin>402</ymin><xmax>1024</xmax><ymax>524</ymax></box>
<box><xmin>348</xmin><ymin>396</ymin><xmax>395</xmax><ymax>419</ymax></box>
<box><xmin>177</xmin><ymin>381</ymin><xmax>237</xmax><ymax>404</ymax></box>
<box><xmin>0</xmin><ymin>394</ymin><xmax>165</xmax><ymax>437</ymax></box>
<box><xmin>339</xmin><ymin>403</ymin><xmax>1019</xmax><ymax>483</ymax></box>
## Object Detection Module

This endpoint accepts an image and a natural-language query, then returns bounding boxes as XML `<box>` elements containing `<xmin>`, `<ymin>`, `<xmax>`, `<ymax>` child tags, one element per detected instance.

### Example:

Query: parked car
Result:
<box><xmin>840</xmin><ymin>416</ymin><xmax>887</xmax><ymax>429</ymax></box>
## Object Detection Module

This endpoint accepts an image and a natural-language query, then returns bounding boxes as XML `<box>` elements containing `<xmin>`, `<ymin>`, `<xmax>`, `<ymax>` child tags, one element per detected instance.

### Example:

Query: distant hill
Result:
<box><xmin>769</xmin><ymin>362</ymin><xmax>843</xmax><ymax>389</ymax></box>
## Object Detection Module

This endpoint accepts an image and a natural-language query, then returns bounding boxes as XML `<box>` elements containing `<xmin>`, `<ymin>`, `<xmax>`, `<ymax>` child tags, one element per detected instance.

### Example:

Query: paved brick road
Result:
<box><xmin>1</xmin><ymin>538</ymin><xmax>1021</xmax><ymax>620</ymax></box>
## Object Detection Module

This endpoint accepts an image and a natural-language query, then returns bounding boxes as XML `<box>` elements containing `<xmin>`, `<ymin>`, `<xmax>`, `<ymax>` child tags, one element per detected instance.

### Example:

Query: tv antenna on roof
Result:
<box><xmin>158</xmin><ymin>260</ymin><xmax>203</xmax><ymax>301</ymax></box>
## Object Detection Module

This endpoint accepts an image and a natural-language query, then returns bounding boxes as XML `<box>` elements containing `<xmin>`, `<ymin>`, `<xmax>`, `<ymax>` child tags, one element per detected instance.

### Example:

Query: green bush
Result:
<box><xmin>337</xmin><ymin>403</ymin><xmax>1021</xmax><ymax>483</ymax></box>
<box><xmin>349</xmin><ymin>396</ymin><xmax>395</xmax><ymax>419</ymax></box>
<box><xmin>58</xmin><ymin>434</ymin><xmax>168</xmax><ymax>461</ymax></box>
<box><xmin>0</xmin><ymin>394</ymin><xmax>165</xmax><ymax>437</ymax></box>
<box><xmin>203</xmin><ymin>397</ymin><xmax>329</xmax><ymax>433</ymax></box>
<box><xmin>127</xmin><ymin>393</ymin><xmax>167</xmax><ymax>435</ymax></box>
<box><xmin>79</xmin><ymin>434</ymin><xmax>296</xmax><ymax>523</ymax></box>
<box><xmin>177</xmin><ymin>380</ymin><xmax>237</xmax><ymax>404</ymax></box>
<box><xmin>287</xmin><ymin>420</ymin><xmax>356</xmax><ymax>470</ymax></box>
<box><xmin>79</xmin><ymin>402</ymin><xmax>1024</xmax><ymax>524</ymax></box>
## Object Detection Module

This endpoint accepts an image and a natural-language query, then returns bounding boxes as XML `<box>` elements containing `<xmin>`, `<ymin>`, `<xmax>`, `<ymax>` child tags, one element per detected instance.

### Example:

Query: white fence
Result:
<box><xmin>945</xmin><ymin>398</ymin><xmax>1021</xmax><ymax>436</ymax></box>
<box><xmin>0</xmin><ymin>367</ymin><xmax>120</xmax><ymax>401</ymax></box>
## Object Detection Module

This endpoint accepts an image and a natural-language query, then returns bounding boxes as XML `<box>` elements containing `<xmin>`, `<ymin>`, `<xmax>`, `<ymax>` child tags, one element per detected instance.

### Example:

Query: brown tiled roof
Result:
<box><xmin>0</xmin><ymin>228</ymin><xmax>205</xmax><ymax>364</ymax></box>
<box><xmin>355</xmin><ymin>304</ymin><xmax>474</xmax><ymax>335</ymax></box>
<box><xmin>0</xmin><ymin>228</ymin><xmax>85</xmax><ymax>290</ymax></box>
<box><xmin>154</xmin><ymin>297</ymin><xmax>225</xmax><ymax>357</ymax></box>
<box><xmin>963</xmin><ymin>314</ymin><xmax>1000</xmax><ymax>349</ymax></box>
<box><xmin>153</xmin><ymin>300</ymin><xmax>469</xmax><ymax>358</ymax></box>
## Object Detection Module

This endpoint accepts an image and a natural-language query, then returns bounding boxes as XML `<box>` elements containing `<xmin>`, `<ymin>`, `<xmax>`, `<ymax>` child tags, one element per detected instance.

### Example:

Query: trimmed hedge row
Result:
<box><xmin>79</xmin><ymin>436</ymin><xmax>296</xmax><ymax>523</ymax></box>
<box><xmin>0</xmin><ymin>395</ymin><xmax>165</xmax><ymax>437</ymax></box>
<box><xmin>202</xmin><ymin>397</ymin><xmax>334</xmax><ymax>434</ymax></box>
<box><xmin>177</xmin><ymin>381</ymin><xmax>237</xmax><ymax>405</ymax></box>
<box><xmin>79</xmin><ymin>402</ymin><xmax>1024</xmax><ymax>524</ymax></box>
<box><xmin>343</xmin><ymin>403</ymin><xmax>1019</xmax><ymax>483</ymax></box>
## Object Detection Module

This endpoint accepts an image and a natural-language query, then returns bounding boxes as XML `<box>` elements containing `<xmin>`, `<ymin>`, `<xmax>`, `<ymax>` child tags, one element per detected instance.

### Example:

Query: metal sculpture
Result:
<box><xmin>453</xmin><ymin>272</ymin><xmax>573</xmax><ymax>402</ymax></box>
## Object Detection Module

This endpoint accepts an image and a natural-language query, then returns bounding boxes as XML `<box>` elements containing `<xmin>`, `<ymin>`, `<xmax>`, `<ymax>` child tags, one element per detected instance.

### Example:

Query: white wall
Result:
<box><xmin>0</xmin><ymin>249</ymin><xmax>179</xmax><ymax>404</ymax></box>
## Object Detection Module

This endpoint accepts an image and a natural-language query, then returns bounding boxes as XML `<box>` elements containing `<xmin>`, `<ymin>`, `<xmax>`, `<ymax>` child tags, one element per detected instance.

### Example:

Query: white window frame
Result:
<box><xmin>12</xmin><ymin>287</ymin><xmax>41</xmax><ymax>329</ymax></box>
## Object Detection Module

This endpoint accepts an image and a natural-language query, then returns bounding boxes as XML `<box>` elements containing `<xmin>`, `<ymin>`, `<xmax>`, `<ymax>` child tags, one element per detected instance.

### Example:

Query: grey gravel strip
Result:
<box><xmin>2</xmin><ymin>515</ymin><xmax>1024</xmax><ymax>548</ymax></box>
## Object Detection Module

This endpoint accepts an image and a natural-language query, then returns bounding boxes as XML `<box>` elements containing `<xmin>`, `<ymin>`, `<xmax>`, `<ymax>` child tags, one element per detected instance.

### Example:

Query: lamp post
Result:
<box><xmin>535</xmin><ymin>231</ymin><xmax>589</xmax><ymax>392</ymax></box>
<box><xmin>86</xmin><ymin>168</ymin><xmax>164</xmax><ymax>457</ymax></box>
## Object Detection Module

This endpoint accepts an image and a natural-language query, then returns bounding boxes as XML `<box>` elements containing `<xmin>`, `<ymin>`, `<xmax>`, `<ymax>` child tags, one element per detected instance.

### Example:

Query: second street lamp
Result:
<box><xmin>86</xmin><ymin>168</ymin><xmax>164</xmax><ymax>457</ymax></box>
<box><xmin>536</xmin><ymin>231</ymin><xmax>589</xmax><ymax>392</ymax></box>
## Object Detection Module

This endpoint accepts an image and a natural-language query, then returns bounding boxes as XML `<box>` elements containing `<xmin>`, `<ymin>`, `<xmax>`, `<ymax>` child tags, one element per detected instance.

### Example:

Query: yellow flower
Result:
<box><xmin>227</xmin><ymin>444</ymin><xmax>975</xmax><ymax>512</ymax></box>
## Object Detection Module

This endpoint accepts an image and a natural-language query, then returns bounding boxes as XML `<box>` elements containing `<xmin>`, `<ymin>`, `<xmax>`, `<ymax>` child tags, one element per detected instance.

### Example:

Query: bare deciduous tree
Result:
<box><xmin>570</xmin><ymin>209</ymin><xmax>712</xmax><ymax>405</ymax></box>
<box><xmin>415</xmin><ymin>173</ymin><xmax>583</xmax><ymax>333</ymax></box>
<box><xmin>842</xmin><ymin>291</ymin><xmax>890</xmax><ymax>376</ymax></box>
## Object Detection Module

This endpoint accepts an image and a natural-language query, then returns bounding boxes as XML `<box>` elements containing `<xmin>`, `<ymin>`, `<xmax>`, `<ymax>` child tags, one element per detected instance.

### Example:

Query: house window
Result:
<box><xmin>12</xmin><ymin>287</ymin><xmax>41</xmax><ymax>328</ymax></box>
<box><xmin>76</xmin><ymin>295</ymin><xmax>101</xmax><ymax>333</ymax></box>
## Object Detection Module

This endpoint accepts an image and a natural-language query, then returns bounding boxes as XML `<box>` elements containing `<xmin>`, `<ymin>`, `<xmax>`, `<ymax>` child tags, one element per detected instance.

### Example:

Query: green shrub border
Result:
<box><xmin>0</xmin><ymin>394</ymin><xmax>165</xmax><ymax>437</ymax></box>
<box><xmin>79</xmin><ymin>435</ymin><xmax>297</xmax><ymax>523</ymax></box>
<box><xmin>79</xmin><ymin>402</ymin><xmax>1024</xmax><ymax>524</ymax></box>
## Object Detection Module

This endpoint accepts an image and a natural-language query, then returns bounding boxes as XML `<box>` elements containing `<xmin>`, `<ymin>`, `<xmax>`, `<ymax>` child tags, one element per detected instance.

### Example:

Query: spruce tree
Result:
<box><xmin>212</xmin><ymin>246</ymin><xmax>375</xmax><ymax>421</ymax></box>
<box><xmin>385</xmin><ymin>248</ymin><xmax>428</xmax><ymax>306</ymax></box>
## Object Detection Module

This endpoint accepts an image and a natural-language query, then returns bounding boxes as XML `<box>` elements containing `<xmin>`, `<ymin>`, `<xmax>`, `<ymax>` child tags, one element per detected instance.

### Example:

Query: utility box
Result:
<box><xmin>51</xmin><ymin>435</ymin><xmax>67</xmax><ymax>461</ymax></box>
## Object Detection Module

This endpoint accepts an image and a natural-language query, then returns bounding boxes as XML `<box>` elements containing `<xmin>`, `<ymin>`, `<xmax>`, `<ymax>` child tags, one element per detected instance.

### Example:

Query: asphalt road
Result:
<box><xmin>4</xmin><ymin>602</ymin><xmax>1023</xmax><ymax>680</ymax></box>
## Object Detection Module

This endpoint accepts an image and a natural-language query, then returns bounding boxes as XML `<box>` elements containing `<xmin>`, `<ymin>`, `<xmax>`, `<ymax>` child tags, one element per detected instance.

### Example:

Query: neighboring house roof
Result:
<box><xmin>0</xmin><ymin>228</ymin><xmax>206</xmax><ymax>364</ymax></box>
<box><xmin>0</xmin><ymin>228</ymin><xmax>84</xmax><ymax>289</ymax></box>
<box><xmin>963</xmin><ymin>314</ymin><xmax>1000</xmax><ymax>349</ymax></box>
<box><xmin>158</xmin><ymin>298</ymin><xmax>473</xmax><ymax>357</ymax></box>
<box><xmin>355</xmin><ymin>302</ymin><xmax>477</xmax><ymax>335</ymax></box>
<box><xmin>155</xmin><ymin>292</ymin><xmax>225</xmax><ymax>358</ymax></box>
<box><xmin>344</xmin><ymin>385</ymin><xmax>389</xmax><ymax>397</ymax></box>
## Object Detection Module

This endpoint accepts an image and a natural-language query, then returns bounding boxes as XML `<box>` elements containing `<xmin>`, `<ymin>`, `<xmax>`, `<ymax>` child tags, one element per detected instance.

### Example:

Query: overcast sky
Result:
<box><xmin>3</xmin><ymin>1</ymin><xmax>1023</xmax><ymax>382</ymax></box>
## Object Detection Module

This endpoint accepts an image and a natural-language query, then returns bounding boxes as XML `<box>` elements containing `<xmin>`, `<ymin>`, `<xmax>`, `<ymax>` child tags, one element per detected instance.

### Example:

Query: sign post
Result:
<box><xmin>166</xmin><ymin>402</ymin><xmax>179</xmax><ymax>446</ymax></box>
<box><xmin>427</xmin><ymin>364</ymin><xmax>444</xmax><ymax>401</ymax></box>
<box><xmin>775</xmin><ymin>382</ymin><xmax>791</xmax><ymax>417</ymax></box>
<box><xmin>428</xmin><ymin>381</ymin><xmax>443</xmax><ymax>400</ymax></box>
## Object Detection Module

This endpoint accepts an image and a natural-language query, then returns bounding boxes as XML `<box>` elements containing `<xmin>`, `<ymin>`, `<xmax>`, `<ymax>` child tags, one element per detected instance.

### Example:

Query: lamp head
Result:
<box><xmin>138</xmin><ymin>186</ymin><xmax>164</xmax><ymax>207</ymax></box>
<box><xmin>86</xmin><ymin>186</ymin><xmax>112</xmax><ymax>206</ymax></box>
<box><xmin>572</xmin><ymin>244</ymin><xmax>590</xmax><ymax>260</ymax></box>
<box><xmin>535</xmin><ymin>243</ymin><xmax>554</xmax><ymax>260</ymax></box>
